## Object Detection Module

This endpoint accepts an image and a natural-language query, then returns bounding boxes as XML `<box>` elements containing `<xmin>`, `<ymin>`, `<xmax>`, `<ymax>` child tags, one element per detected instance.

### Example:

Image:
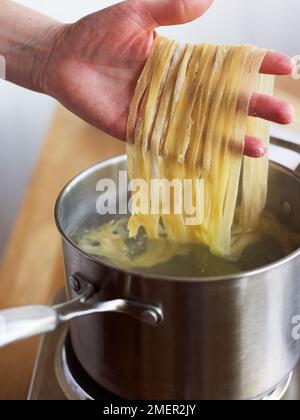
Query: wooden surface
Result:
<box><xmin>0</xmin><ymin>76</ymin><xmax>299</xmax><ymax>400</ymax></box>
<box><xmin>0</xmin><ymin>106</ymin><xmax>125</xmax><ymax>400</ymax></box>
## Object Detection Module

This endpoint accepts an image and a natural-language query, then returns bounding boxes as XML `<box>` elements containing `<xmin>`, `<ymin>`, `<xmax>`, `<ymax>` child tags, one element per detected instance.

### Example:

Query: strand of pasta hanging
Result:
<box><xmin>126</xmin><ymin>36</ymin><xmax>275</xmax><ymax>260</ymax></box>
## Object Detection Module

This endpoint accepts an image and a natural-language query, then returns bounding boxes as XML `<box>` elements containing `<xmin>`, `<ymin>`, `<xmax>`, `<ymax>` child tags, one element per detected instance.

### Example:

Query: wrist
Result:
<box><xmin>27</xmin><ymin>23</ymin><xmax>69</xmax><ymax>94</ymax></box>
<box><xmin>9</xmin><ymin>22</ymin><xmax>68</xmax><ymax>93</ymax></box>
<box><xmin>0</xmin><ymin>0</ymin><xmax>67</xmax><ymax>93</ymax></box>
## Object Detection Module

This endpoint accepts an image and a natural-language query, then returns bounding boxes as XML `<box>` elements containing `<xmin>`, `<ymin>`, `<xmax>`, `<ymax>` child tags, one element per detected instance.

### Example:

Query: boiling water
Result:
<box><xmin>72</xmin><ymin>215</ymin><xmax>300</xmax><ymax>278</ymax></box>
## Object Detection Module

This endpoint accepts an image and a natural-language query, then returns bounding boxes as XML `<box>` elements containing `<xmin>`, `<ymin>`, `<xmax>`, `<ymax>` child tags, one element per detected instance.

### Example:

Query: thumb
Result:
<box><xmin>138</xmin><ymin>0</ymin><xmax>214</xmax><ymax>27</ymax></box>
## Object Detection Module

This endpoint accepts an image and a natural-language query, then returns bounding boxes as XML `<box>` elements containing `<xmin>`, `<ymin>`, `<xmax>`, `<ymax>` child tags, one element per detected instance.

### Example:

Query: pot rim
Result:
<box><xmin>54</xmin><ymin>154</ymin><xmax>300</xmax><ymax>283</ymax></box>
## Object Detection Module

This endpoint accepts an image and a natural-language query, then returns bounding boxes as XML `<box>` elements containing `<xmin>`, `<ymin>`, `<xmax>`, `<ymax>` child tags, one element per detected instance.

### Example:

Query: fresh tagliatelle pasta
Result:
<box><xmin>126</xmin><ymin>36</ymin><xmax>275</xmax><ymax>259</ymax></box>
<box><xmin>75</xmin><ymin>37</ymin><xmax>300</xmax><ymax>272</ymax></box>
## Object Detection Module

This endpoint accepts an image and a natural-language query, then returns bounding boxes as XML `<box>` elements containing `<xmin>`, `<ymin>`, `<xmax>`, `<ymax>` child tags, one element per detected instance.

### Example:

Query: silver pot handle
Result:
<box><xmin>0</xmin><ymin>287</ymin><xmax>163</xmax><ymax>348</ymax></box>
<box><xmin>0</xmin><ymin>306</ymin><xmax>59</xmax><ymax>348</ymax></box>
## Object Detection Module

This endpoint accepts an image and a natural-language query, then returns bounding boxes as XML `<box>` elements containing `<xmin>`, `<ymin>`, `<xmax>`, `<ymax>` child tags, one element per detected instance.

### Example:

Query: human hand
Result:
<box><xmin>39</xmin><ymin>0</ymin><xmax>295</xmax><ymax>157</ymax></box>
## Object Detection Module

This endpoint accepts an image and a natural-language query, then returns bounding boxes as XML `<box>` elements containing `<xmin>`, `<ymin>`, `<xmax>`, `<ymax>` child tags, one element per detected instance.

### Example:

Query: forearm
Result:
<box><xmin>0</xmin><ymin>0</ymin><xmax>64</xmax><ymax>91</ymax></box>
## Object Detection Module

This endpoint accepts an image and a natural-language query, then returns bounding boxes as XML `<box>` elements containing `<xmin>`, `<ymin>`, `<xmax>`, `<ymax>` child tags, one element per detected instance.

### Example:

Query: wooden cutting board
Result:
<box><xmin>0</xmin><ymin>75</ymin><xmax>299</xmax><ymax>400</ymax></box>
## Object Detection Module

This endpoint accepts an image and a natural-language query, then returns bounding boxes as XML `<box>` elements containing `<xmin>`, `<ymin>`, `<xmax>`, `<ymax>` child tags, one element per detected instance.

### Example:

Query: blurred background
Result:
<box><xmin>0</xmin><ymin>0</ymin><xmax>300</xmax><ymax>256</ymax></box>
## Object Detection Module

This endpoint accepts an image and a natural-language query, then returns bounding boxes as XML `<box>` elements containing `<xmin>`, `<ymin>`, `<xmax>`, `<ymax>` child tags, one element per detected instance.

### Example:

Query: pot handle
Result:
<box><xmin>0</xmin><ymin>306</ymin><xmax>59</xmax><ymax>348</ymax></box>
<box><xmin>270</xmin><ymin>136</ymin><xmax>300</xmax><ymax>174</ymax></box>
<box><xmin>0</xmin><ymin>287</ymin><xmax>163</xmax><ymax>348</ymax></box>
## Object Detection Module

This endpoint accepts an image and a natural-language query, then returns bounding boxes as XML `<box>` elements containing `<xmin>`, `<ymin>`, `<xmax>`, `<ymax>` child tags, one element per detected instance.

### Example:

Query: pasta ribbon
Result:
<box><xmin>127</xmin><ymin>36</ymin><xmax>275</xmax><ymax>259</ymax></box>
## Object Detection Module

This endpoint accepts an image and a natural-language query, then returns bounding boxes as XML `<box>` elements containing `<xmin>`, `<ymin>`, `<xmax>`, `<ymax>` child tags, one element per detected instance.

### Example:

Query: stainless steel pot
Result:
<box><xmin>0</xmin><ymin>138</ymin><xmax>300</xmax><ymax>400</ymax></box>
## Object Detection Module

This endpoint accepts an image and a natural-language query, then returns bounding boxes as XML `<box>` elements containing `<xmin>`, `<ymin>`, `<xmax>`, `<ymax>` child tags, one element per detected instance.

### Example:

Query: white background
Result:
<box><xmin>0</xmin><ymin>0</ymin><xmax>300</xmax><ymax>255</ymax></box>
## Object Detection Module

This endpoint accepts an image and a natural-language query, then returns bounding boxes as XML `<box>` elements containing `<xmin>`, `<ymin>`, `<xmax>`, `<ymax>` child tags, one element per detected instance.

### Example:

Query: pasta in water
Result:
<box><xmin>126</xmin><ymin>36</ymin><xmax>275</xmax><ymax>259</ymax></box>
<box><xmin>75</xmin><ymin>36</ymin><xmax>300</xmax><ymax>274</ymax></box>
